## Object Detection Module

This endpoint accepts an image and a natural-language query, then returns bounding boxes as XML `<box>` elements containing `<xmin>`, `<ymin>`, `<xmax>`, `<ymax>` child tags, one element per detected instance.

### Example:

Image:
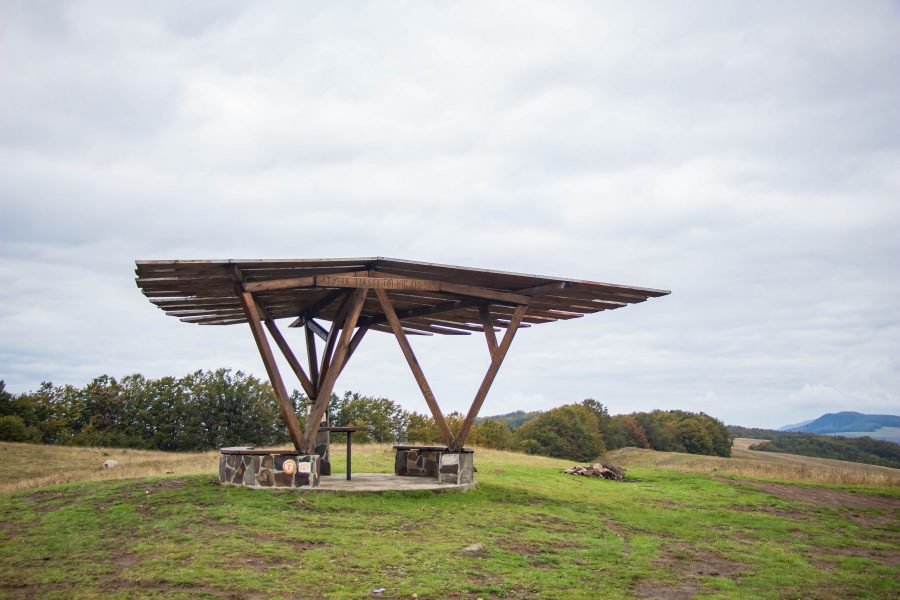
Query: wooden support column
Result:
<box><xmin>237</xmin><ymin>291</ymin><xmax>305</xmax><ymax>451</ymax></box>
<box><xmin>478</xmin><ymin>305</ymin><xmax>498</xmax><ymax>358</ymax></box>
<box><xmin>301</xmin><ymin>287</ymin><xmax>368</xmax><ymax>453</ymax></box>
<box><xmin>318</xmin><ymin>291</ymin><xmax>353</xmax><ymax>388</ymax></box>
<box><xmin>304</xmin><ymin>324</ymin><xmax>320</xmax><ymax>391</ymax></box>
<box><xmin>374</xmin><ymin>288</ymin><xmax>455</xmax><ymax>448</ymax></box>
<box><xmin>453</xmin><ymin>304</ymin><xmax>528</xmax><ymax>450</ymax></box>
<box><xmin>264</xmin><ymin>318</ymin><xmax>316</xmax><ymax>399</ymax></box>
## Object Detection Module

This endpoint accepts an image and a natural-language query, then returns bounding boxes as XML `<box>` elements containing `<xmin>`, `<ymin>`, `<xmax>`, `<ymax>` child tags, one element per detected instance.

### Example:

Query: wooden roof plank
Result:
<box><xmin>136</xmin><ymin>257</ymin><xmax>668</xmax><ymax>333</ymax></box>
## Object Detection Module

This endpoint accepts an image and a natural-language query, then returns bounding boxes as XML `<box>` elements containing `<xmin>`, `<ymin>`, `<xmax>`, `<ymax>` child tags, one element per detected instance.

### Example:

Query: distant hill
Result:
<box><xmin>477</xmin><ymin>409</ymin><xmax>543</xmax><ymax>430</ymax></box>
<box><xmin>778</xmin><ymin>418</ymin><xmax>815</xmax><ymax>431</ymax></box>
<box><xmin>781</xmin><ymin>412</ymin><xmax>900</xmax><ymax>441</ymax></box>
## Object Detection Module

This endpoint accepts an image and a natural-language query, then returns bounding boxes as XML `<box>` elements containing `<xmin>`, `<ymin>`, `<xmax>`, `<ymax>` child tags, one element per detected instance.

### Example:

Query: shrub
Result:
<box><xmin>0</xmin><ymin>415</ymin><xmax>28</xmax><ymax>442</ymax></box>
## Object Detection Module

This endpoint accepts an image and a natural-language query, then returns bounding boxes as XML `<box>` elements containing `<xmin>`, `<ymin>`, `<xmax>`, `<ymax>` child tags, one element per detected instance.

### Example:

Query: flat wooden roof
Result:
<box><xmin>135</xmin><ymin>257</ymin><xmax>669</xmax><ymax>336</ymax></box>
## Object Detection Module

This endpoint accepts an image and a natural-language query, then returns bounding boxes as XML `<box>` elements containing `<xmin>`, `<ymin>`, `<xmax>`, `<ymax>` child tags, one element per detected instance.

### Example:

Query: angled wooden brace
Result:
<box><xmin>452</xmin><ymin>304</ymin><xmax>528</xmax><ymax>450</ymax></box>
<box><xmin>301</xmin><ymin>287</ymin><xmax>368</xmax><ymax>453</ymax></box>
<box><xmin>374</xmin><ymin>288</ymin><xmax>455</xmax><ymax>448</ymax></box>
<box><xmin>237</xmin><ymin>290</ymin><xmax>305</xmax><ymax>451</ymax></box>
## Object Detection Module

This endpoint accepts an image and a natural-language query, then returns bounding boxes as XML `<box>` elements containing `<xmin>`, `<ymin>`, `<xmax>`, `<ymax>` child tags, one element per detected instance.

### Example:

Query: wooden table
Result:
<box><xmin>320</xmin><ymin>426</ymin><xmax>373</xmax><ymax>480</ymax></box>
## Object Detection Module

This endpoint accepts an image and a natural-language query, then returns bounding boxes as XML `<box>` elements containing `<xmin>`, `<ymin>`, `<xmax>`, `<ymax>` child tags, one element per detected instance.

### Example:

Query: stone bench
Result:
<box><xmin>219</xmin><ymin>448</ymin><xmax>320</xmax><ymax>489</ymax></box>
<box><xmin>393</xmin><ymin>445</ymin><xmax>475</xmax><ymax>485</ymax></box>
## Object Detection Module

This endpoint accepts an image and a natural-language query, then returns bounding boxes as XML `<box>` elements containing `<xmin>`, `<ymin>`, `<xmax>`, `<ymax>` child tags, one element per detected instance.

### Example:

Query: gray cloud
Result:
<box><xmin>1</xmin><ymin>1</ymin><xmax>898</xmax><ymax>428</ymax></box>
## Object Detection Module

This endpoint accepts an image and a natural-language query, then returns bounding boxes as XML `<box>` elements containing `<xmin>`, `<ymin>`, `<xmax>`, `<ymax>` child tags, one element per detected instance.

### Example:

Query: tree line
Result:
<box><xmin>0</xmin><ymin>375</ymin><xmax>731</xmax><ymax>461</ymax></box>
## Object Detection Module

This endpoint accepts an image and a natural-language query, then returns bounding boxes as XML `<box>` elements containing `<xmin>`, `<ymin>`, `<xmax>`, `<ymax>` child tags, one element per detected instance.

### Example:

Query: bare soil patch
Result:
<box><xmin>653</xmin><ymin>543</ymin><xmax>745</xmax><ymax>579</ymax></box>
<box><xmin>747</xmin><ymin>481</ymin><xmax>899</xmax><ymax>526</ymax></box>
<box><xmin>635</xmin><ymin>579</ymin><xmax>699</xmax><ymax>600</ymax></box>
<box><xmin>809</xmin><ymin>545</ymin><xmax>900</xmax><ymax>569</ymax></box>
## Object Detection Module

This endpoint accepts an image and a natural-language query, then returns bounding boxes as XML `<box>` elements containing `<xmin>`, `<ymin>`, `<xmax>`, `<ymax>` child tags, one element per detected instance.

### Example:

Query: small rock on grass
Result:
<box><xmin>461</xmin><ymin>542</ymin><xmax>486</xmax><ymax>555</ymax></box>
<box><xmin>102</xmin><ymin>459</ymin><xmax>119</xmax><ymax>469</ymax></box>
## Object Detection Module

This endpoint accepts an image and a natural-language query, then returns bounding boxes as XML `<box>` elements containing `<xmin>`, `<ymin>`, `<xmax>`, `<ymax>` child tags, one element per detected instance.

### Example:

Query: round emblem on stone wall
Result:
<box><xmin>282</xmin><ymin>459</ymin><xmax>296</xmax><ymax>474</ymax></box>
<box><xmin>297</xmin><ymin>461</ymin><xmax>310</xmax><ymax>474</ymax></box>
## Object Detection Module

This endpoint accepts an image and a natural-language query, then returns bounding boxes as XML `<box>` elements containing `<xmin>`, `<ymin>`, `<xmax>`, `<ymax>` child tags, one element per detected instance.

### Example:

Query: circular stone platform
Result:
<box><xmin>295</xmin><ymin>473</ymin><xmax>476</xmax><ymax>493</ymax></box>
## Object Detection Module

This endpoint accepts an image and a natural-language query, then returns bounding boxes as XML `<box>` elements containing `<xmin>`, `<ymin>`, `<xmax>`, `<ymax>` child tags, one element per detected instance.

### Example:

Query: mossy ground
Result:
<box><xmin>0</xmin><ymin>444</ymin><xmax>897</xmax><ymax>599</ymax></box>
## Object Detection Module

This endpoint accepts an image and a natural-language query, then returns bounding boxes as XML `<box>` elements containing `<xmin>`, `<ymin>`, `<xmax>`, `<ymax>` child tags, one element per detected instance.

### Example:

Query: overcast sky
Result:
<box><xmin>1</xmin><ymin>1</ymin><xmax>898</xmax><ymax>428</ymax></box>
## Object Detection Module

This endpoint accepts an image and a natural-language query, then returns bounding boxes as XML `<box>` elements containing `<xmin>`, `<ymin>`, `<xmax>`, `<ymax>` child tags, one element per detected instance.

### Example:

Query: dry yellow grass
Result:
<box><xmin>607</xmin><ymin>438</ymin><xmax>900</xmax><ymax>487</ymax></box>
<box><xmin>0</xmin><ymin>442</ymin><xmax>219</xmax><ymax>492</ymax></box>
<box><xmin>3</xmin><ymin>437</ymin><xmax>899</xmax><ymax>492</ymax></box>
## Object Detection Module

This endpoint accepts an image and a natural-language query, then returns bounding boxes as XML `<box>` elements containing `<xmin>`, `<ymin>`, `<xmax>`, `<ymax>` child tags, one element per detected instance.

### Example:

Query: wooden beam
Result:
<box><xmin>287</xmin><ymin>289</ymin><xmax>346</xmax><ymax>327</ymax></box>
<box><xmin>478</xmin><ymin>305</ymin><xmax>498</xmax><ymax>358</ymax></box>
<box><xmin>302</xmin><ymin>288</ymin><xmax>368</xmax><ymax>453</ymax></box>
<box><xmin>304</xmin><ymin>324</ymin><xmax>319</xmax><ymax>391</ymax></box>
<box><xmin>243</xmin><ymin>276</ymin><xmax>315</xmax><ymax>293</ymax></box>
<box><xmin>318</xmin><ymin>291</ymin><xmax>353</xmax><ymax>391</ymax></box>
<box><xmin>452</xmin><ymin>304</ymin><xmax>528</xmax><ymax>450</ymax></box>
<box><xmin>306</xmin><ymin>318</ymin><xmax>329</xmax><ymax>341</ymax></box>
<box><xmin>319</xmin><ymin>275</ymin><xmax>439</xmax><ymax>291</ymax></box>
<box><xmin>374</xmin><ymin>288</ymin><xmax>455</xmax><ymax>448</ymax></box>
<box><xmin>237</xmin><ymin>291</ymin><xmax>304</xmax><ymax>451</ymax></box>
<box><xmin>437</xmin><ymin>282</ymin><xmax>529</xmax><ymax>305</ymax></box>
<box><xmin>264</xmin><ymin>318</ymin><xmax>316</xmax><ymax>399</ymax></box>
<box><xmin>358</xmin><ymin>297</ymin><xmax>486</xmax><ymax>328</ymax></box>
<box><xmin>514</xmin><ymin>282</ymin><xmax>568</xmax><ymax>296</ymax></box>
<box><xmin>246</xmin><ymin>273</ymin><xmax>530</xmax><ymax>306</ymax></box>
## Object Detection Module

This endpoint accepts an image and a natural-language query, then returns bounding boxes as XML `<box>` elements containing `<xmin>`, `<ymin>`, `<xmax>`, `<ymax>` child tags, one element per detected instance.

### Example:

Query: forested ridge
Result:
<box><xmin>729</xmin><ymin>425</ymin><xmax>900</xmax><ymax>468</ymax></box>
<box><xmin>0</xmin><ymin>375</ymin><xmax>730</xmax><ymax>461</ymax></box>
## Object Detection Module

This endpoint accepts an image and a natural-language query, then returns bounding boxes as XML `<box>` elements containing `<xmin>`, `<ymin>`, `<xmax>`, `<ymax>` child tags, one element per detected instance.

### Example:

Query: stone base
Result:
<box><xmin>219</xmin><ymin>448</ymin><xmax>320</xmax><ymax>488</ymax></box>
<box><xmin>438</xmin><ymin>452</ymin><xmax>475</xmax><ymax>485</ymax></box>
<box><xmin>393</xmin><ymin>445</ymin><xmax>474</xmax><ymax>485</ymax></box>
<box><xmin>315</xmin><ymin>429</ymin><xmax>331</xmax><ymax>476</ymax></box>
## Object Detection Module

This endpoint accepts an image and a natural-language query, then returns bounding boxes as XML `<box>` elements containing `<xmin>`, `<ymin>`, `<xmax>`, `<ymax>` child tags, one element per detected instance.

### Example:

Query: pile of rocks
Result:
<box><xmin>563</xmin><ymin>463</ymin><xmax>626</xmax><ymax>481</ymax></box>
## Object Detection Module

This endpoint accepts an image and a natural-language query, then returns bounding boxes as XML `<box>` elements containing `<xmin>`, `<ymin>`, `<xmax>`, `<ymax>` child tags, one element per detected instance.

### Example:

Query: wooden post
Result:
<box><xmin>452</xmin><ymin>304</ymin><xmax>527</xmax><ymax>450</ymax></box>
<box><xmin>301</xmin><ymin>288</ymin><xmax>368</xmax><ymax>453</ymax></box>
<box><xmin>374</xmin><ymin>288</ymin><xmax>455</xmax><ymax>448</ymax></box>
<box><xmin>318</xmin><ymin>291</ymin><xmax>352</xmax><ymax>389</ymax></box>
<box><xmin>478</xmin><ymin>305</ymin><xmax>498</xmax><ymax>358</ymax></box>
<box><xmin>237</xmin><ymin>291</ymin><xmax>305</xmax><ymax>451</ymax></box>
<box><xmin>304</xmin><ymin>323</ymin><xmax>320</xmax><ymax>391</ymax></box>
<box><xmin>264</xmin><ymin>318</ymin><xmax>316</xmax><ymax>399</ymax></box>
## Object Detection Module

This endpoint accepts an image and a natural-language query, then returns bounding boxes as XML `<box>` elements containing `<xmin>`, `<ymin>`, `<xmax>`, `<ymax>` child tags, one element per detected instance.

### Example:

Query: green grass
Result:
<box><xmin>1</xmin><ymin>445</ymin><xmax>898</xmax><ymax>599</ymax></box>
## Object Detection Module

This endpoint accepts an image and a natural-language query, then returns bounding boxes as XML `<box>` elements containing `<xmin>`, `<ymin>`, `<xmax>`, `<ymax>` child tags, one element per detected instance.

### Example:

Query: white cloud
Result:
<box><xmin>1</xmin><ymin>1</ymin><xmax>898</xmax><ymax>428</ymax></box>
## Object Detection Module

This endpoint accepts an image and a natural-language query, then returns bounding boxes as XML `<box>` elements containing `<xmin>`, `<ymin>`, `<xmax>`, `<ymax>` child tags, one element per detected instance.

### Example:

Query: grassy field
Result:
<box><xmin>1</xmin><ymin>442</ymin><xmax>898</xmax><ymax>599</ymax></box>
<box><xmin>606</xmin><ymin>438</ymin><xmax>900</xmax><ymax>487</ymax></box>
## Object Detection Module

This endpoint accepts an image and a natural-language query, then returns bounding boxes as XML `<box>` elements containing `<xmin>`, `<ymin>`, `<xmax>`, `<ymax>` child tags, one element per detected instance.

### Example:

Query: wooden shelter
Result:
<box><xmin>135</xmin><ymin>257</ymin><xmax>669</xmax><ymax>455</ymax></box>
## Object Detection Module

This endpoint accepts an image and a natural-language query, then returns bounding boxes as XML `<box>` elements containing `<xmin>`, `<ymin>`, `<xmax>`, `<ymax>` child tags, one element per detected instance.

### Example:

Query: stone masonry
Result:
<box><xmin>438</xmin><ymin>452</ymin><xmax>475</xmax><ymax>485</ymax></box>
<box><xmin>393</xmin><ymin>445</ymin><xmax>475</xmax><ymax>484</ymax></box>
<box><xmin>219</xmin><ymin>450</ymin><xmax>320</xmax><ymax>489</ymax></box>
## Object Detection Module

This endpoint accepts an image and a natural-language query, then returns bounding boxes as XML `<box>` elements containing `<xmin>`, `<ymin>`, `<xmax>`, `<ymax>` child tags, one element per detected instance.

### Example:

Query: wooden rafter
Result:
<box><xmin>374</xmin><ymin>288</ymin><xmax>455</xmax><ymax>447</ymax></box>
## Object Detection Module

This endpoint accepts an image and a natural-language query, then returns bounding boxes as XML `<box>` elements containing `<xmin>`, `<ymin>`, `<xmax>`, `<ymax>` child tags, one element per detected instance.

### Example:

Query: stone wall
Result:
<box><xmin>394</xmin><ymin>447</ymin><xmax>441</xmax><ymax>477</ymax></box>
<box><xmin>394</xmin><ymin>446</ymin><xmax>475</xmax><ymax>484</ymax></box>
<box><xmin>219</xmin><ymin>452</ymin><xmax>320</xmax><ymax>489</ymax></box>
